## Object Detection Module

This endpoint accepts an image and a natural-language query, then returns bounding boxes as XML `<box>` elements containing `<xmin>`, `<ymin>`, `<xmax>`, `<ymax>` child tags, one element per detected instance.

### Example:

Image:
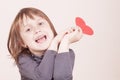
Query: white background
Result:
<box><xmin>0</xmin><ymin>0</ymin><xmax>120</xmax><ymax>80</ymax></box>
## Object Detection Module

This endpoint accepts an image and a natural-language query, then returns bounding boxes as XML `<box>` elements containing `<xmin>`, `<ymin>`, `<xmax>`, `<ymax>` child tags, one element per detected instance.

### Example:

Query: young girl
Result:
<box><xmin>7</xmin><ymin>7</ymin><xmax>82</xmax><ymax>80</ymax></box>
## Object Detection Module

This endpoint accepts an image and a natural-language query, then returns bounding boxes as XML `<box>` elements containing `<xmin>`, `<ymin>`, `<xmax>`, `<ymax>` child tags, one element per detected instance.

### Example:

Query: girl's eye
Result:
<box><xmin>38</xmin><ymin>22</ymin><xmax>44</xmax><ymax>25</ymax></box>
<box><xmin>26</xmin><ymin>28</ymin><xmax>31</xmax><ymax>32</ymax></box>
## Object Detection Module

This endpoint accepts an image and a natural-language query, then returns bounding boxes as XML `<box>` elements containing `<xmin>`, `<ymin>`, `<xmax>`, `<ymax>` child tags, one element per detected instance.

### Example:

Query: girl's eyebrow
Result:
<box><xmin>23</xmin><ymin>24</ymin><xmax>27</xmax><ymax>27</ymax></box>
<box><xmin>37</xmin><ymin>19</ymin><xmax>43</xmax><ymax>22</ymax></box>
<box><xmin>23</xmin><ymin>24</ymin><xmax>32</xmax><ymax>29</ymax></box>
<box><xmin>37</xmin><ymin>17</ymin><xmax>45</xmax><ymax>21</ymax></box>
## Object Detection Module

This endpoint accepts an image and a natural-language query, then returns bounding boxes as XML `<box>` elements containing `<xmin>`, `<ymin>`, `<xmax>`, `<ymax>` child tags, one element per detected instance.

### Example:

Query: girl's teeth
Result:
<box><xmin>35</xmin><ymin>35</ymin><xmax>46</xmax><ymax>43</ymax></box>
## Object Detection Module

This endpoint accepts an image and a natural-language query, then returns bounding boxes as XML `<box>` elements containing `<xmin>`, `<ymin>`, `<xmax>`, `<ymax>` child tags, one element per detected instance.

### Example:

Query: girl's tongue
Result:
<box><xmin>35</xmin><ymin>35</ymin><xmax>47</xmax><ymax>43</ymax></box>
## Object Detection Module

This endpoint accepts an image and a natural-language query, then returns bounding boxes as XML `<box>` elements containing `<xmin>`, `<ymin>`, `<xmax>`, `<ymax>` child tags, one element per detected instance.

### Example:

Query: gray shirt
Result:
<box><xmin>18</xmin><ymin>49</ymin><xmax>75</xmax><ymax>80</ymax></box>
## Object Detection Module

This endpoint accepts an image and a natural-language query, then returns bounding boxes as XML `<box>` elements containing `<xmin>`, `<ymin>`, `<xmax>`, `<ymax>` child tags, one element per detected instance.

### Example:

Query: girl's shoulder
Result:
<box><xmin>18</xmin><ymin>49</ymin><xmax>43</xmax><ymax>65</ymax></box>
<box><xmin>18</xmin><ymin>50</ymin><xmax>33</xmax><ymax>64</ymax></box>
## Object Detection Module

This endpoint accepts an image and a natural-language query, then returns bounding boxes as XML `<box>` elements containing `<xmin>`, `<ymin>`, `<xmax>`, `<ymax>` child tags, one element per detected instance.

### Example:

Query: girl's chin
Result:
<box><xmin>29</xmin><ymin>48</ymin><xmax>47</xmax><ymax>53</ymax></box>
<box><xmin>36</xmin><ymin>44</ymin><xmax>50</xmax><ymax>50</ymax></box>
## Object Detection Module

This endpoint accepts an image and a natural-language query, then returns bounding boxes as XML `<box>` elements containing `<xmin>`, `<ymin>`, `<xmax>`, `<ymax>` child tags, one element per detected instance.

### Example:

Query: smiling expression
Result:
<box><xmin>20</xmin><ymin>15</ymin><xmax>54</xmax><ymax>55</ymax></box>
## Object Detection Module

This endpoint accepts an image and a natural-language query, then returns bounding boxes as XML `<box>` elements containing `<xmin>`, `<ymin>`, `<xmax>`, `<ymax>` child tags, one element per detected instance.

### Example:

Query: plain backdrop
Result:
<box><xmin>0</xmin><ymin>0</ymin><xmax>120</xmax><ymax>80</ymax></box>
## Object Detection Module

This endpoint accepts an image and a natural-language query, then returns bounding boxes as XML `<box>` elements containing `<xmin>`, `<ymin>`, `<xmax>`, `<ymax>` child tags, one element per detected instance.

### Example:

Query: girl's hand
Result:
<box><xmin>48</xmin><ymin>28</ymin><xmax>70</xmax><ymax>51</ymax></box>
<box><xmin>62</xmin><ymin>26</ymin><xmax>82</xmax><ymax>44</ymax></box>
<box><xmin>58</xmin><ymin>26</ymin><xmax>83</xmax><ymax>53</ymax></box>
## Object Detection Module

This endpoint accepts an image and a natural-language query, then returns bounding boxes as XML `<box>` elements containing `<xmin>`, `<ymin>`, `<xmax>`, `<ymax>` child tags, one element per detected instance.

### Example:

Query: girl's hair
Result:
<box><xmin>7</xmin><ymin>7</ymin><xmax>57</xmax><ymax>64</ymax></box>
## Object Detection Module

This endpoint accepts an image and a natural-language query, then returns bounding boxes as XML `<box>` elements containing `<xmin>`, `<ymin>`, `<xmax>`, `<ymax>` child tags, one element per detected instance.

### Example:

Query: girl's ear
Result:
<box><xmin>23</xmin><ymin>44</ymin><xmax>27</xmax><ymax>48</ymax></box>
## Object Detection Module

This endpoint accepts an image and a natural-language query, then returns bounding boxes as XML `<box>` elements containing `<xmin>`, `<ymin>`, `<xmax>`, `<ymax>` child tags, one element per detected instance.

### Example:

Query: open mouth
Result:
<box><xmin>35</xmin><ymin>35</ymin><xmax>47</xmax><ymax>43</ymax></box>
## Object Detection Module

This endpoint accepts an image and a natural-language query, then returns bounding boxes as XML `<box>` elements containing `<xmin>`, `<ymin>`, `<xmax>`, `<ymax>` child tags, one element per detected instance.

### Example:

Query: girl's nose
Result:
<box><xmin>35</xmin><ymin>29</ymin><xmax>41</xmax><ymax>34</ymax></box>
<box><xmin>34</xmin><ymin>26</ymin><xmax>41</xmax><ymax>34</ymax></box>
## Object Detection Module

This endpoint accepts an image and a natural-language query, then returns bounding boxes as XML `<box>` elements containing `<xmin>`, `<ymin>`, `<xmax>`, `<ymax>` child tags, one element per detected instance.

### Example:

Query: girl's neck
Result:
<box><xmin>30</xmin><ymin>50</ymin><xmax>45</xmax><ymax>57</ymax></box>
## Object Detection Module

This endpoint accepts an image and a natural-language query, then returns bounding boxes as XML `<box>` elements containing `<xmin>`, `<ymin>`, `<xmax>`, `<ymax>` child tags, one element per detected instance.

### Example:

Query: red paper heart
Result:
<box><xmin>75</xmin><ymin>17</ymin><xmax>94</xmax><ymax>35</ymax></box>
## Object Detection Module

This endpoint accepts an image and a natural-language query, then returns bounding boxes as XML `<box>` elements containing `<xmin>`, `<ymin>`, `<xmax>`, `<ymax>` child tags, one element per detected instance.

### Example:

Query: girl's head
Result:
<box><xmin>7</xmin><ymin>7</ymin><xmax>57</xmax><ymax>63</ymax></box>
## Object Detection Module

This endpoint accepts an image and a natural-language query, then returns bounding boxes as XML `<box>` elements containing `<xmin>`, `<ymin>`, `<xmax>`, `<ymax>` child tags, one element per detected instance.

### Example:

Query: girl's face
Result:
<box><xmin>20</xmin><ymin>15</ymin><xmax>54</xmax><ymax>55</ymax></box>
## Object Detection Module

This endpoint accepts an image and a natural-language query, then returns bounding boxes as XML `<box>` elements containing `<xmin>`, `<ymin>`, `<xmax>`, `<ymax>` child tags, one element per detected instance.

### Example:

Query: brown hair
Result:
<box><xmin>7</xmin><ymin>7</ymin><xmax>57</xmax><ymax>64</ymax></box>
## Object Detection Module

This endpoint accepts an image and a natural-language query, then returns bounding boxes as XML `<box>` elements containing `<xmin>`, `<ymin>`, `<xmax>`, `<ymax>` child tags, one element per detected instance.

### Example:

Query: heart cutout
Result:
<box><xmin>75</xmin><ymin>17</ymin><xmax>94</xmax><ymax>35</ymax></box>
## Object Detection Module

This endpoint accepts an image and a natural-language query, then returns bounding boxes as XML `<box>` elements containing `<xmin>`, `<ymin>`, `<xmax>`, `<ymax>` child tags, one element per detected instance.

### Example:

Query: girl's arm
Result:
<box><xmin>53</xmin><ymin>27</ymin><xmax>82</xmax><ymax>80</ymax></box>
<box><xmin>53</xmin><ymin>49</ymin><xmax>75</xmax><ymax>80</ymax></box>
<box><xmin>18</xmin><ymin>50</ymin><xmax>56</xmax><ymax>80</ymax></box>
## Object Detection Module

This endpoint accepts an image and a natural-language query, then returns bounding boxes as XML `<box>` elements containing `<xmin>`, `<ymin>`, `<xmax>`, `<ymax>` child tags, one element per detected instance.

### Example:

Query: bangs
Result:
<box><xmin>18</xmin><ymin>8</ymin><xmax>46</xmax><ymax>27</ymax></box>
<box><xmin>20</xmin><ymin>7</ymin><xmax>46</xmax><ymax>19</ymax></box>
